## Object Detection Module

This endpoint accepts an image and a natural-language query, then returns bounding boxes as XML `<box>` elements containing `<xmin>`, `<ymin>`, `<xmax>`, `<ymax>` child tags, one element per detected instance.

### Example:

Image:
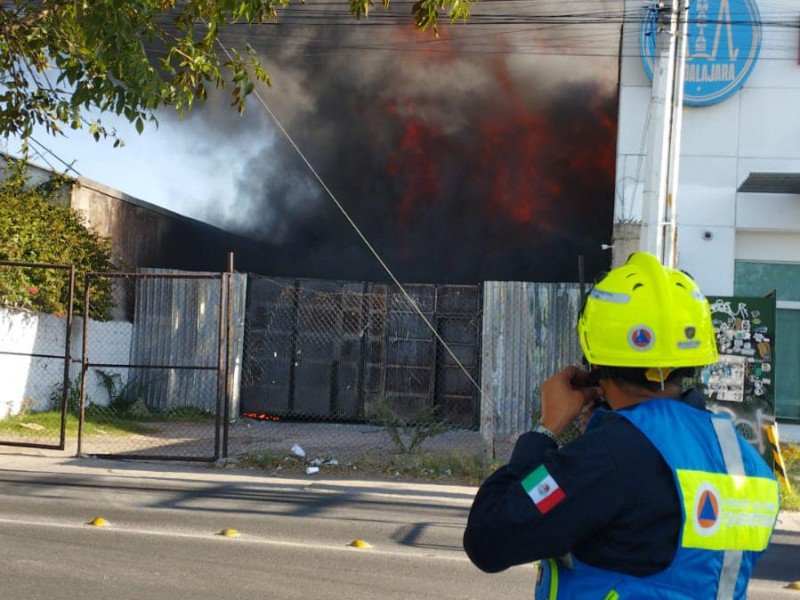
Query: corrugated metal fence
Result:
<box><xmin>480</xmin><ymin>281</ymin><xmax>583</xmax><ymax>456</ymax></box>
<box><xmin>130</xmin><ymin>269</ymin><xmax>247</xmax><ymax>415</ymax></box>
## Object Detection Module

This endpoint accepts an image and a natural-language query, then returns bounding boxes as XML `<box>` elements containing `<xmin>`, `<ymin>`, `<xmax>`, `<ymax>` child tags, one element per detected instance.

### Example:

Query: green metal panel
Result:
<box><xmin>735</xmin><ymin>262</ymin><xmax>800</xmax><ymax>301</ymax></box>
<box><xmin>735</xmin><ymin>261</ymin><xmax>800</xmax><ymax>421</ymax></box>
<box><xmin>774</xmin><ymin>310</ymin><xmax>800</xmax><ymax>420</ymax></box>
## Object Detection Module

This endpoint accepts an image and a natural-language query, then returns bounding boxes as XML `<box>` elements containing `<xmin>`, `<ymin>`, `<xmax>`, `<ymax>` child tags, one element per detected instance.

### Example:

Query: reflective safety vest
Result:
<box><xmin>534</xmin><ymin>399</ymin><xmax>779</xmax><ymax>600</ymax></box>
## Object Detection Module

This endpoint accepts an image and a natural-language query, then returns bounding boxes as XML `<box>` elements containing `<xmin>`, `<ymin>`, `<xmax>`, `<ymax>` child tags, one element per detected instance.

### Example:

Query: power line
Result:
<box><xmin>213</xmin><ymin>36</ymin><xmax>487</xmax><ymax>400</ymax></box>
<box><xmin>27</xmin><ymin>137</ymin><xmax>82</xmax><ymax>177</ymax></box>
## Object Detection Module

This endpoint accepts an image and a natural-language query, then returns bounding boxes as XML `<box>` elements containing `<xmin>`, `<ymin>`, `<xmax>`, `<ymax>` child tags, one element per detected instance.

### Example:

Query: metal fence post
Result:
<box><xmin>59</xmin><ymin>265</ymin><xmax>75</xmax><ymax>451</ymax></box>
<box><xmin>77</xmin><ymin>274</ymin><xmax>91</xmax><ymax>457</ymax></box>
<box><xmin>214</xmin><ymin>271</ymin><xmax>226</xmax><ymax>461</ymax></box>
<box><xmin>223</xmin><ymin>252</ymin><xmax>234</xmax><ymax>458</ymax></box>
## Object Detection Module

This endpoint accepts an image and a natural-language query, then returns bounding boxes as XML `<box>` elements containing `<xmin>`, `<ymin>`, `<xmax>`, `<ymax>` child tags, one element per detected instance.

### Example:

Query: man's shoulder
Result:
<box><xmin>576</xmin><ymin>411</ymin><xmax>666</xmax><ymax>467</ymax></box>
<box><xmin>584</xmin><ymin>408</ymin><xmax>631</xmax><ymax>433</ymax></box>
<box><xmin>575</xmin><ymin>412</ymin><xmax>652</xmax><ymax>449</ymax></box>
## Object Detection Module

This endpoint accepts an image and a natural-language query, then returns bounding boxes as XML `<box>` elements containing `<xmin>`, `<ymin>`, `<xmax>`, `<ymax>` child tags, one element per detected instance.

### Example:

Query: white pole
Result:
<box><xmin>640</xmin><ymin>0</ymin><xmax>681</xmax><ymax>264</ymax></box>
<box><xmin>663</xmin><ymin>0</ymin><xmax>690</xmax><ymax>268</ymax></box>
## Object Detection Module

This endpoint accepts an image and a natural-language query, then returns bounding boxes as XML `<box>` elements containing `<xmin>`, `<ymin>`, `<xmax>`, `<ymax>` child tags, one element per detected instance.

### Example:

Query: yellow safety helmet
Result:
<box><xmin>578</xmin><ymin>252</ymin><xmax>718</xmax><ymax>368</ymax></box>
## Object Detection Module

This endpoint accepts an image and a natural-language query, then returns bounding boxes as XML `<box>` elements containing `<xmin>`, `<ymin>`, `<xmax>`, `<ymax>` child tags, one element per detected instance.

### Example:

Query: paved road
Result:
<box><xmin>0</xmin><ymin>452</ymin><xmax>797</xmax><ymax>599</ymax></box>
<box><xmin>0</xmin><ymin>456</ymin><xmax>528</xmax><ymax>600</ymax></box>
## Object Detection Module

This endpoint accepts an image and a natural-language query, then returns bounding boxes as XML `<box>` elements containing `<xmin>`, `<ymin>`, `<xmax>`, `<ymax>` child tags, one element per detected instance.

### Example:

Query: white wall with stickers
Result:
<box><xmin>615</xmin><ymin>0</ymin><xmax>800</xmax><ymax>424</ymax></box>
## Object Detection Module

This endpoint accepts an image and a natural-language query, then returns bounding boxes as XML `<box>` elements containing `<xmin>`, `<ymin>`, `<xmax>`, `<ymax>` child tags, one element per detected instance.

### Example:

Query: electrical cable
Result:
<box><xmin>27</xmin><ymin>136</ymin><xmax>82</xmax><ymax>177</ymax></box>
<box><xmin>213</xmin><ymin>36</ymin><xmax>487</xmax><ymax>400</ymax></box>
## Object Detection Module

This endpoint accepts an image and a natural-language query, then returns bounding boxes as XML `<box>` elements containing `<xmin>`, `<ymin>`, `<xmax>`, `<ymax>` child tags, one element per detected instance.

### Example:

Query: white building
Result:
<box><xmin>614</xmin><ymin>0</ymin><xmax>800</xmax><ymax>425</ymax></box>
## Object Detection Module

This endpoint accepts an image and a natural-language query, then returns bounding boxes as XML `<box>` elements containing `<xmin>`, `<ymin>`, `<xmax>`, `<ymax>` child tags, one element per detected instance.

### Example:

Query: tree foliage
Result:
<box><xmin>0</xmin><ymin>158</ymin><xmax>117</xmax><ymax>319</ymax></box>
<box><xmin>0</xmin><ymin>0</ymin><xmax>473</xmax><ymax>145</ymax></box>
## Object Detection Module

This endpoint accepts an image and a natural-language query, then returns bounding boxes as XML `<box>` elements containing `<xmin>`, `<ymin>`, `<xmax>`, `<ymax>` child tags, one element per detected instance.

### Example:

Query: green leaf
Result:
<box><xmin>0</xmin><ymin>161</ymin><xmax>118</xmax><ymax>319</ymax></box>
<box><xmin>2</xmin><ymin>0</ymin><xmax>468</xmax><ymax>145</ymax></box>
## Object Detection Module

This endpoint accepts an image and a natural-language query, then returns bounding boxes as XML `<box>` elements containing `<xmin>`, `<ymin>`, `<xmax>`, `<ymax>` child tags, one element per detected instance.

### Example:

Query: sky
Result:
<box><xmin>5</xmin><ymin>97</ymin><xmax>272</xmax><ymax>226</ymax></box>
<box><xmin>4</xmin><ymin>0</ymin><xmax>624</xmax><ymax>284</ymax></box>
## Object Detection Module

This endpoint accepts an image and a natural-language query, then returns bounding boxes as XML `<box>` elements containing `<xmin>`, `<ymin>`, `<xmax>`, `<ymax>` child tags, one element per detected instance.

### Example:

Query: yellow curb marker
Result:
<box><xmin>348</xmin><ymin>539</ymin><xmax>372</xmax><ymax>549</ymax></box>
<box><xmin>218</xmin><ymin>528</ymin><xmax>240</xmax><ymax>538</ymax></box>
<box><xmin>87</xmin><ymin>517</ymin><xmax>109</xmax><ymax>527</ymax></box>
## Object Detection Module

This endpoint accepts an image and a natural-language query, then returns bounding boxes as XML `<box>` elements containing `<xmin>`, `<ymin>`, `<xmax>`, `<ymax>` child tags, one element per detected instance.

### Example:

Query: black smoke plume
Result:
<box><xmin>197</xmin><ymin>4</ymin><xmax>620</xmax><ymax>284</ymax></box>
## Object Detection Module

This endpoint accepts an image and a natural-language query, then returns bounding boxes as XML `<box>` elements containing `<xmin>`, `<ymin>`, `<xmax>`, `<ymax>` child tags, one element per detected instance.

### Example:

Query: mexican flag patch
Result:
<box><xmin>522</xmin><ymin>465</ymin><xmax>565</xmax><ymax>514</ymax></box>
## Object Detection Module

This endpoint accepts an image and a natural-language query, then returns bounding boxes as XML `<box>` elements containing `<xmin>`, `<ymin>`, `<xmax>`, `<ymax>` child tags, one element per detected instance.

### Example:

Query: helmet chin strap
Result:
<box><xmin>644</xmin><ymin>367</ymin><xmax>672</xmax><ymax>391</ymax></box>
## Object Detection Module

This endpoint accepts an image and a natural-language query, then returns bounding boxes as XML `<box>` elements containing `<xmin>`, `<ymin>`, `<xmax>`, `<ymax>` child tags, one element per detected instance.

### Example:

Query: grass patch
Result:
<box><xmin>235</xmin><ymin>449</ymin><xmax>499</xmax><ymax>486</ymax></box>
<box><xmin>0</xmin><ymin>410</ymin><xmax>152</xmax><ymax>437</ymax></box>
<box><xmin>779</xmin><ymin>442</ymin><xmax>800</xmax><ymax>512</ymax></box>
<box><xmin>0</xmin><ymin>404</ymin><xmax>219</xmax><ymax>440</ymax></box>
<box><xmin>0</xmin><ymin>404</ymin><xmax>216</xmax><ymax>439</ymax></box>
<box><xmin>159</xmin><ymin>406</ymin><xmax>217</xmax><ymax>422</ymax></box>
<box><xmin>122</xmin><ymin>405</ymin><xmax>217</xmax><ymax>424</ymax></box>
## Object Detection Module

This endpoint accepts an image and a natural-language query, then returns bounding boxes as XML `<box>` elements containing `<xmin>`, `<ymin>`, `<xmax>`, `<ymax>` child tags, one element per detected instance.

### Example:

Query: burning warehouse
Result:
<box><xmin>206</xmin><ymin>1</ymin><xmax>621</xmax><ymax>285</ymax></box>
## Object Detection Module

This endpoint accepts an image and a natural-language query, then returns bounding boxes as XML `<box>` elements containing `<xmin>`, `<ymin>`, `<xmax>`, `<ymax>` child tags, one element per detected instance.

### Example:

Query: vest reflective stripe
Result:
<box><xmin>711</xmin><ymin>419</ymin><xmax>745</xmax><ymax>475</ymax></box>
<box><xmin>712</xmin><ymin>419</ymin><xmax>745</xmax><ymax>600</ymax></box>
<box><xmin>713</xmin><ymin>419</ymin><xmax>744</xmax><ymax>476</ymax></box>
<box><xmin>546</xmin><ymin>559</ymin><xmax>558</xmax><ymax>599</ymax></box>
<box><xmin>717</xmin><ymin>550</ymin><xmax>742</xmax><ymax>600</ymax></box>
<box><xmin>535</xmin><ymin>559</ymin><xmax>560</xmax><ymax>600</ymax></box>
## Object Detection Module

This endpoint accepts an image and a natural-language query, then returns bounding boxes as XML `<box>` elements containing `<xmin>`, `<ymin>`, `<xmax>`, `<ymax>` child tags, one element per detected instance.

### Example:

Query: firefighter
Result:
<box><xmin>463</xmin><ymin>251</ymin><xmax>779</xmax><ymax>599</ymax></box>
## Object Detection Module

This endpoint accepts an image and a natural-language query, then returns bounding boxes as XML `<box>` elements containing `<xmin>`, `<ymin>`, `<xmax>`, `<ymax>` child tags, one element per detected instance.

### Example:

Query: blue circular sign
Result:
<box><xmin>640</xmin><ymin>0</ymin><xmax>762</xmax><ymax>107</ymax></box>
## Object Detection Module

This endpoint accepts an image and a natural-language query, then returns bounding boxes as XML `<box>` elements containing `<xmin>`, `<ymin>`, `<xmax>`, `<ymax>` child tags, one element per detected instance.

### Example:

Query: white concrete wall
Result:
<box><xmin>81</xmin><ymin>318</ymin><xmax>133</xmax><ymax>408</ymax></box>
<box><xmin>0</xmin><ymin>309</ymin><xmax>68</xmax><ymax>418</ymax></box>
<box><xmin>615</xmin><ymin>0</ymin><xmax>800</xmax><ymax>293</ymax></box>
<box><xmin>0</xmin><ymin>308</ymin><xmax>132</xmax><ymax>418</ymax></box>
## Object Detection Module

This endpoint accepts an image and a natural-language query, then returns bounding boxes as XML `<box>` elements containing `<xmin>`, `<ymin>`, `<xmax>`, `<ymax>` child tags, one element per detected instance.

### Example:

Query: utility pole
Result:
<box><xmin>640</xmin><ymin>0</ymin><xmax>690</xmax><ymax>268</ymax></box>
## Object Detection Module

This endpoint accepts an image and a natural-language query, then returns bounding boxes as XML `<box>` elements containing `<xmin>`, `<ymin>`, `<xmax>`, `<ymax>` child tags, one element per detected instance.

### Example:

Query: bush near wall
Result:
<box><xmin>0</xmin><ymin>159</ymin><xmax>117</xmax><ymax>320</ymax></box>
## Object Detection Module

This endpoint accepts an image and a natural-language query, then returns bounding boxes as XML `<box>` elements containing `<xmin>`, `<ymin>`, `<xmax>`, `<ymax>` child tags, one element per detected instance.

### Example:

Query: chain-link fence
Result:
<box><xmin>1</xmin><ymin>261</ymin><xmax>493</xmax><ymax>467</ymax></box>
<box><xmin>236</xmin><ymin>276</ymin><xmax>485</xmax><ymax>464</ymax></box>
<box><xmin>0</xmin><ymin>261</ymin><xmax>75</xmax><ymax>449</ymax></box>
<box><xmin>76</xmin><ymin>270</ymin><xmax>240</xmax><ymax>461</ymax></box>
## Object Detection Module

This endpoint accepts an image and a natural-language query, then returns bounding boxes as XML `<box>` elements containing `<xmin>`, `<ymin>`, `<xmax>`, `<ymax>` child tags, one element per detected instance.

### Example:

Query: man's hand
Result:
<box><xmin>539</xmin><ymin>365</ymin><xmax>602</xmax><ymax>437</ymax></box>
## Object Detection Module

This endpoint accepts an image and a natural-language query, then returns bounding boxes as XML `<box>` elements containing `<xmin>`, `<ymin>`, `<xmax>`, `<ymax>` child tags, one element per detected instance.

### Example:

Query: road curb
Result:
<box><xmin>1</xmin><ymin>449</ymin><xmax>798</xmax><ymax>524</ymax></box>
<box><xmin>0</xmin><ymin>450</ymin><xmax>479</xmax><ymax>506</ymax></box>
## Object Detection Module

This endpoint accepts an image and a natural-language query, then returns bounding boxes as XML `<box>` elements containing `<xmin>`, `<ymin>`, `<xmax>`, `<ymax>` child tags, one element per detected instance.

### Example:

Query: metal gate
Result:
<box><xmin>241</xmin><ymin>276</ymin><xmax>482</xmax><ymax>428</ymax></box>
<box><xmin>76</xmin><ymin>270</ymin><xmax>234</xmax><ymax>461</ymax></box>
<box><xmin>0</xmin><ymin>261</ymin><xmax>75</xmax><ymax>450</ymax></box>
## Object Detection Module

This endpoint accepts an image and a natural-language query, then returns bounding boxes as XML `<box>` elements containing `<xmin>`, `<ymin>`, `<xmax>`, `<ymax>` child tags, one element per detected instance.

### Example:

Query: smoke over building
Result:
<box><xmin>195</xmin><ymin>2</ymin><xmax>621</xmax><ymax>284</ymax></box>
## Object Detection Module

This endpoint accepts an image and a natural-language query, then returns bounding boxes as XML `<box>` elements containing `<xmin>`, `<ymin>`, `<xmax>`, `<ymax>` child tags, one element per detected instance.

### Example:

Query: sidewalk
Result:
<box><xmin>1</xmin><ymin>445</ymin><xmax>798</xmax><ymax>532</ymax></box>
<box><xmin>776</xmin><ymin>510</ymin><xmax>800</xmax><ymax>534</ymax></box>
<box><xmin>779</xmin><ymin>423</ymin><xmax>800</xmax><ymax>444</ymax></box>
<box><xmin>0</xmin><ymin>445</ymin><xmax>480</xmax><ymax>507</ymax></box>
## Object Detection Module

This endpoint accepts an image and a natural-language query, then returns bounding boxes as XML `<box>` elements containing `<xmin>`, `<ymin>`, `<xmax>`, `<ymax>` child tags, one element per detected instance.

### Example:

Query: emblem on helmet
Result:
<box><xmin>629</xmin><ymin>326</ymin><xmax>655</xmax><ymax>351</ymax></box>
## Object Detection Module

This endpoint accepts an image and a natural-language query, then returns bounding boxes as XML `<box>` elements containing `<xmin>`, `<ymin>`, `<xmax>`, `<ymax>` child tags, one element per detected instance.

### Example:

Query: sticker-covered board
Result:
<box><xmin>699</xmin><ymin>295</ymin><xmax>776</xmax><ymax>464</ymax></box>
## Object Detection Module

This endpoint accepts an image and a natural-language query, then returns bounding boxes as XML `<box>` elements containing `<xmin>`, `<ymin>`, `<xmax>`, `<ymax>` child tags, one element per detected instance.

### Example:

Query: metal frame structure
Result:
<box><xmin>0</xmin><ymin>260</ymin><xmax>75</xmax><ymax>450</ymax></box>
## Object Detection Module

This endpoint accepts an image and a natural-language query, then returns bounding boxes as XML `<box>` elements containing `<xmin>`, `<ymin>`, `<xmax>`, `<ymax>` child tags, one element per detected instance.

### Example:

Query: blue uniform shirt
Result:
<box><xmin>463</xmin><ymin>395</ymin><xmax>706</xmax><ymax>576</ymax></box>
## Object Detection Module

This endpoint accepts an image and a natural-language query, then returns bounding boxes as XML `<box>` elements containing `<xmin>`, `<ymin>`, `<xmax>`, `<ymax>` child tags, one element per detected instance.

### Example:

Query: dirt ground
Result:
<box><xmin>0</xmin><ymin>418</ymin><xmax>510</xmax><ymax>465</ymax></box>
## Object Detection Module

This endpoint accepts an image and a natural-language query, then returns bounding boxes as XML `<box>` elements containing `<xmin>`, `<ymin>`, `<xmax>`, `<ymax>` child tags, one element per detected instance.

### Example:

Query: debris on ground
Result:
<box><xmin>291</xmin><ymin>444</ymin><xmax>305</xmax><ymax>457</ymax></box>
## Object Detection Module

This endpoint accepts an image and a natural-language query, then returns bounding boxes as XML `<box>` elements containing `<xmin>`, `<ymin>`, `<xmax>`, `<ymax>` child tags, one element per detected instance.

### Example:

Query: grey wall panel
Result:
<box><xmin>481</xmin><ymin>282</ymin><xmax>583</xmax><ymax>437</ymax></box>
<box><xmin>129</xmin><ymin>269</ymin><xmax>246</xmax><ymax>413</ymax></box>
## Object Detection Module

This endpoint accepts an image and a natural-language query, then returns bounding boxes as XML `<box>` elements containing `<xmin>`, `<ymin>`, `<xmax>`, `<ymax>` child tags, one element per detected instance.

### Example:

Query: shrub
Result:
<box><xmin>0</xmin><ymin>158</ymin><xmax>117</xmax><ymax>320</ymax></box>
<box><xmin>374</xmin><ymin>395</ymin><xmax>451</xmax><ymax>454</ymax></box>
